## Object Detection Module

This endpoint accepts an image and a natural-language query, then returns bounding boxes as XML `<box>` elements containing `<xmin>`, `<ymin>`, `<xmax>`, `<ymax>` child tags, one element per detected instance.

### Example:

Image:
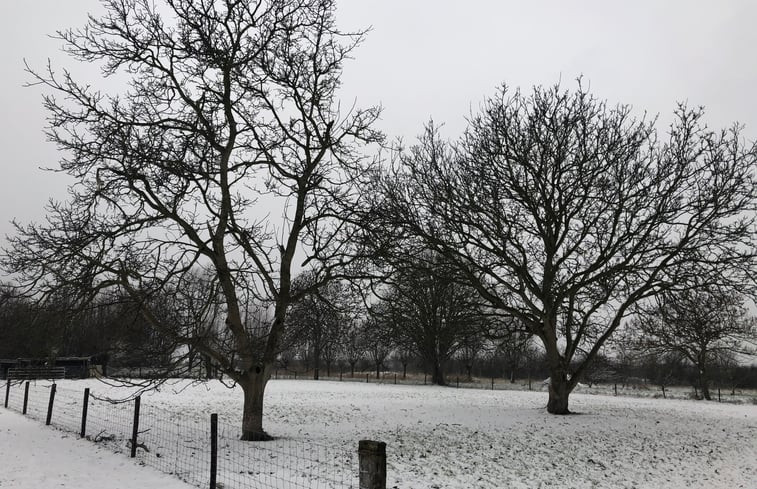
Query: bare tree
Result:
<box><xmin>3</xmin><ymin>0</ymin><xmax>380</xmax><ymax>439</ymax></box>
<box><xmin>633</xmin><ymin>283</ymin><xmax>756</xmax><ymax>400</ymax></box>
<box><xmin>286</xmin><ymin>272</ymin><xmax>353</xmax><ymax>380</ymax></box>
<box><xmin>370</xmin><ymin>83</ymin><xmax>757</xmax><ymax>413</ymax></box>
<box><xmin>367</xmin><ymin>254</ymin><xmax>484</xmax><ymax>386</ymax></box>
<box><xmin>362</xmin><ymin>316</ymin><xmax>395</xmax><ymax>379</ymax></box>
<box><xmin>341</xmin><ymin>319</ymin><xmax>366</xmax><ymax>377</ymax></box>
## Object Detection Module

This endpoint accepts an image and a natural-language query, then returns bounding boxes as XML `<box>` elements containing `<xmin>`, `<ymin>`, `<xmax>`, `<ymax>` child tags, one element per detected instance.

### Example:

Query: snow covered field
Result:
<box><xmin>3</xmin><ymin>378</ymin><xmax>756</xmax><ymax>488</ymax></box>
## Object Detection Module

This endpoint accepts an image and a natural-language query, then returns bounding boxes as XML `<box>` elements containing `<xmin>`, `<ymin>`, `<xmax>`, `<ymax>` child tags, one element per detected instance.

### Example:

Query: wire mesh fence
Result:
<box><xmin>217</xmin><ymin>422</ymin><xmax>356</xmax><ymax>489</ymax></box>
<box><xmin>2</xmin><ymin>380</ymin><xmax>364</xmax><ymax>489</ymax></box>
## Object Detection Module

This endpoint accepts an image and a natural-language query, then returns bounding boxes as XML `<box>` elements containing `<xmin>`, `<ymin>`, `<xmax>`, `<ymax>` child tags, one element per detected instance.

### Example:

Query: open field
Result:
<box><xmin>3</xmin><ymin>378</ymin><xmax>756</xmax><ymax>488</ymax></box>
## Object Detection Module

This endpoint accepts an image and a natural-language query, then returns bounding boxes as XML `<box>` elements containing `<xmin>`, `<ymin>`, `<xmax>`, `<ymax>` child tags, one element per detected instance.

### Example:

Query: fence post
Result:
<box><xmin>491</xmin><ymin>376</ymin><xmax>494</xmax><ymax>390</ymax></box>
<box><xmin>80</xmin><ymin>388</ymin><xmax>90</xmax><ymax>438</ymax></box>
<box><xmin>366</xmin><ymin>373</ymin><xmax>369</xmax><ymax>383</ymax></box>
<box><xmin>23</xmin><ymin>382</ymin><xmax>30</xmax><ymax>414</ymax></box>
<box><xmin>358</xmin><ymin>440</ymin><xmax>386</xmax><ymax>489</ymax></box>
<box><xmin>456</xmin><ymin>377</ymin><xmax>459</xmax><ymax>388</ymax></box>
<box><xmin>614</xmin><ymin>383</ymin><xmax>617</xmax><ymax>396</ymax></box>
<box><xmin>46</xmin><ymin>383</ymin><xmax>57</xmax><ymax>426</ymax></box>
<box><xmin>4</xmin><ymin>379</ymin><xmax>9</xmax><ymax>408</ymax></box>
<box><xmin>718</xmin><ymin>387</ymin><xmax>721</xmax><ymax>402</ymax></box>
<box><xmin>210</xmin><ymin>413</ymin><xmax>218</xmax><ymax>489</ymax></box>
<box><xmin>131</xmin><ymin>395</ymin><xmax>141</xmax><ymax>458</ymax></box>
<box><xmin>394</xmin><ymin>374</ymin><xmax>397</xmax><ymax>385</ymax></box>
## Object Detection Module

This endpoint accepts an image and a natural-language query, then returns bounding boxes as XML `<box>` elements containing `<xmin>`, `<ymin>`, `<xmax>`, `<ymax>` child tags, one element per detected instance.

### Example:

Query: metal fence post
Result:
<box><xmin>23</xmin><ymin>381</ymin><xmax>30</xmax><ymax>414</ymax></box>
<box><xmin>4</xmin><ymin>379</ymin><xmax>9</xmax><ymax>408</ymax></box>
<box><xmin>46</xmin><ymin>383</ymin><xmax>57</xmax><ymax>426</ymax></box>
<box><xmin>131</xmin><ymin>395</ymin><xmax>141</xmax><ymax>458</ymax></box>
<box><xmin>358</xmin><ymin>440</ymin><xmax>386</xmax><ymax>489</ymax></box>
<box><xmin>80</xmin><ymin>388</ymin><xmax>90</xmax><ymax>438</ymax></box>
<box><xmin>210</xmin><ymin>413</ymin><xmax>218</xmax><ymax>489</ymax></box>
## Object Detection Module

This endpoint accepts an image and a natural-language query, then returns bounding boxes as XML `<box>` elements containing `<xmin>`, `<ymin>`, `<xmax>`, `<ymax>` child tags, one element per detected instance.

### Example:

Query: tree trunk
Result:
<box><xmin>698</xmin><ymin>367</ymin><xmax>711</xmax><ymax>400</ymax></box>
<box><xmin>239</xmin><ymin>368</ymin><xmax>273</xmax><ymax>441</ymax></box>
<box><xmin>547</xmin><ymin>367</ymin><xmax>571</xmax><ymax>414</ymax></box>
<box><xmin>431</xmin><ymin>362</ymin><xmax>446</xmax><ymax>386</ymax></box>
<box><xmin>375</xmin><ymin>362</ymin><xmax>381</xmax><ymax>379</ymax></box>
<box><xmin>350</xmin><ymin>362</ymin><xmax>356</xmax><ymax>377</ymax></box>
<box><xmin>402</xmin><ymin>362</ymin><xmax>407</xmax><ymax>379</ymax></box>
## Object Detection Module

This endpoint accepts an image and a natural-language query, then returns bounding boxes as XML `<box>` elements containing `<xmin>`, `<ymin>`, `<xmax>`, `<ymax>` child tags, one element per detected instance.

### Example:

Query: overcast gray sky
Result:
<box><xmin>1</xmin><ymin>1</ymin><xmax>757</xmax><ymax>251</ymax></box>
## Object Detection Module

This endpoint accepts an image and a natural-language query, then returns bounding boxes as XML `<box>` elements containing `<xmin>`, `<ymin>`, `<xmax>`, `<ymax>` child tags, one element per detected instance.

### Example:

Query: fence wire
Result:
<box><xmin>3</xmin><ymin>381</ymin><xmax>359</xmax><ymax>489</ymax></box>
<box><xmin>218</xmin><ymin>421</ymin><xmax>357</xmax><ymax>489</ymax></box>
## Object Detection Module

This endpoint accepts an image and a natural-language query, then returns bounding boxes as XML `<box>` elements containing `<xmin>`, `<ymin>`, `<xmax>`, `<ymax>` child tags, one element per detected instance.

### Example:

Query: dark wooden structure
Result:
<box><xmin>0</xmin><ymin>357</ymin><xmax>95</xmax><ymax>380</ymax></box>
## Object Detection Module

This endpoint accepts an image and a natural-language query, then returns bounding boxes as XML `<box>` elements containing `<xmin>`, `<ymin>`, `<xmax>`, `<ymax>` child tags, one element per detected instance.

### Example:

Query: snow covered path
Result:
<box><xmin>0</xmin><ymin>408</ymin><xmax>192</xmax><ymax>489</ymax></box>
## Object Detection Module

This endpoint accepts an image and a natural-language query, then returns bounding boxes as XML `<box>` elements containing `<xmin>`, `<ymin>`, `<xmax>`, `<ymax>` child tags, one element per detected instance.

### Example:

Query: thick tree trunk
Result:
<box><xmin>240</xmin><ymin>368</ymin><xmax>273</xmax><ymax>441</ymax></box>
<box><xmin>547</xmin><ymin>367</ymin><xmax>571</xmax><ymax>414</ymax></box>
<box><xmin>204</xmin><ymin>356</ymin><xmax>213</xmax><ymax>379</ymax></box>
<box><xmin>431</xmin><ymin>362</ymin><xmax>446</xmax><ymax>386</ymax></box>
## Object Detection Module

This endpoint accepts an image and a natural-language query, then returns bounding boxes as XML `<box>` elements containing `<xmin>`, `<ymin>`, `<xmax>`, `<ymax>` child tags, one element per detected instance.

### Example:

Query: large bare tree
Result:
<box><xmin>370</xmin><ymin>84</ymin><xmax>757</xmax><ymax>414</ymax></box>
<box><xmin>3</xmin><ymin>0</ymin><xmax>380</xmax><ymax>439</ymax></box>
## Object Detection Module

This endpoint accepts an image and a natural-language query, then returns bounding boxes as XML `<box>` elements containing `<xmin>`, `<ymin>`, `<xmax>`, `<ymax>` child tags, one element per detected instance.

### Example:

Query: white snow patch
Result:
<box><xmin>0</xmin><ymin>408</ymin><xmax>193</xmax><ymax>489</ymax></box>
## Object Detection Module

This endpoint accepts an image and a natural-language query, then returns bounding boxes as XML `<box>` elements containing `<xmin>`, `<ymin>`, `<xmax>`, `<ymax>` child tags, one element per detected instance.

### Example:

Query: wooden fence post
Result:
<box><xmin>4</xmin><ymin>379</ymin><xmax>9</xmax><ymax>408</ymax></box>
<box><xmin>46</xmin><ymin>383</ymin><xmax>57</xmax><ymax>426</ymax></box>
<box><xmin>80</xmin><ymin>388</ymin><xmax>90</xmax><ymax>438</ymax></box>
<box><xmin>491</xmin><ymin>376</ymin><xmax>494</xmax><ymax>390</ymax></box>
<box><xmin>131</xmin><ymin>395</ymin><xmax>141</xmax><ymax>458</ymax></box>
<box><xmin>210</xmin><ymin>413</ymin><xmax>218</xmax><ymax>489</ymax></box>
<box><xmin>358</xmin><ymin>440</ymin><xmax>386</xmax><ymax>489</ymax></box>
<box><xmin>23</xmin><ymin>382</ymin><xmax>30</xmax><ymax>414</ymax></box>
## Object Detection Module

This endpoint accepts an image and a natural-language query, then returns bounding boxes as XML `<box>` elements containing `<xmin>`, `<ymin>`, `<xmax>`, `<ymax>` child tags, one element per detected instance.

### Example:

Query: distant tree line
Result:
<box><xmin>3</xmin><ymin>269</ymin><xmax>755</xmax><ymax>396</ymax></box>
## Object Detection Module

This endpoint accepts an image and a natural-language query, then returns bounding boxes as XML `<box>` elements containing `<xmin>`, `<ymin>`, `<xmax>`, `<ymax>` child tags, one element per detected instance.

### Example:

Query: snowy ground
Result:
<box><xmin>0</xmin><ymin>408</ymin><xmax>193</xmax><ymax>489</ymax></box>
<box><xmin>3</xmin><ymin>378</ymin><xmax>756</xmax><ymax>488</ymax></box>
